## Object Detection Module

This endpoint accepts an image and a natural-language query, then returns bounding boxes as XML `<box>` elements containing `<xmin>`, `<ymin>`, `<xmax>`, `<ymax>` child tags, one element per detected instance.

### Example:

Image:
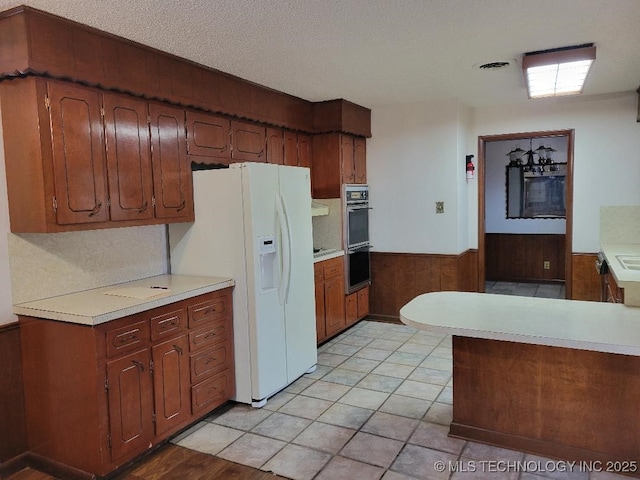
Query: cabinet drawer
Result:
<box><xmin>150</xmin><ymin>308</ymin><xmax>186</xmax><ymax>341</ymax></box>
<box><xmin>322</xmin><ymin>257</ymin><xmax>343</xmax><ymax>279</ymax></box>
<box><xmin>191</xmin><ymin>369</ymin><xmax>235</xmax><ymax>415</ymax></box>
<box><xmin>106</xmin><ymin>320</ymin><xmax>149</xmax><ymax>358</ymax></box>
<box><xmin>188</xmin><ymin>318</ymin><xmax>230</xmax><ymax>351</ymax></box>
<box><xmin>314</xmin><ymin>263</ymin><xmax>324</xmax><ymax>282</ymax></box>
<box><xmin>190</xmin><ymin>342</ymin><xmax>233</xmax><ymax>383</ymax></box>
<box><xmin>188</xmin><ymin>293</ymin><xmax>231</xmax><ymax>328</ymax></box>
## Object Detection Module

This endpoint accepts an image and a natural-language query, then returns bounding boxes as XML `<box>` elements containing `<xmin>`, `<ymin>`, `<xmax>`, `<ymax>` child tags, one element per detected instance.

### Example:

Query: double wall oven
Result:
<box><xmin>344</xmin><ymin>184</ymin><xmax>371</xmax><ymax>293</ymax></box>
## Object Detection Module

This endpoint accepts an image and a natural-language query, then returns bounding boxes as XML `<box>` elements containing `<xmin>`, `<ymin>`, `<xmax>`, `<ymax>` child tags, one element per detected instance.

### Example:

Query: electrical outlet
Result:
<box><xmin>436</xmin><ymin>201</ymin><xmax>444</xmax><ymax>214</ymax></box>
<box><xmin>543</xmin><ymin>261</ymin><xmax>550</xmax><ymax>270</ymax></box>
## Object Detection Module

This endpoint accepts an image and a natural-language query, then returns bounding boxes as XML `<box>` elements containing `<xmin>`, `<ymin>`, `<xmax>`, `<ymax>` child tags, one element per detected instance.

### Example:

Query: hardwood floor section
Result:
<box><xmin>5</xmin><ymin>445</ymin><xmax>286</xmax><ymax>480</ymax></box>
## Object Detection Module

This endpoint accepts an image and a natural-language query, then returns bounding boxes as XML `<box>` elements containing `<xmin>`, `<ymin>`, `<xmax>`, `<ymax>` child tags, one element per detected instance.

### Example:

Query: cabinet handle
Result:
<box><xmin>204</xmin><ymin>332</ymin><xmax>216</xmax><ymax>339</ymax></box>
<box><xmin>176</xmin><ymin>200</ymin><xmax>186</xmax><ymax>212</ymax></box>
<box><xmin>173</xmin><ymin>344</ymin><xmax>183</xmax><ymax>355</ymax></box>
<box><xmin>159</xmin><ymin>320</ymin><xmax>176</xmax><ymax>330</ymax></box>
<box><xmin>132</xmin><ymin>360</ymin><xmax>144</xmax><ymax>371</ymax></box>
<box><xmin>205</xmin><ymin>356</ymin><xmax>217</xmax><ymax>365</ymax></box>
<box><xmin>220</xmin><ymin>145</ymin><xmax>228</xmax><ymax>153</ymax></box>
<box><xmin>138</xmin><ymin>201</ymin><xmax>148</xmax><ymax>213</ymax></box>
<box><xmin>88</xmin><ymin>203</ymin><xmax>102</xmax><ymax>217</ymax></box>
<box><xmin>117</xmin><ymin>333</ymin><xmax>138</xmax><ymax>344</ymax></box>
<box><xmin>257</xmin><ymin>149</ymin><xmax>264</xmax><ymax>158</ymax></box>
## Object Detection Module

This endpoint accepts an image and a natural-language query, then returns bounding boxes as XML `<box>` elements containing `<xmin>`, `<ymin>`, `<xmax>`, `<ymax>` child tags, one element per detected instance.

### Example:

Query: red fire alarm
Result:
<box><xmin>466</xmin><ymin>155</ymin><xmax>475</xmax><ymax>180</ymax></box>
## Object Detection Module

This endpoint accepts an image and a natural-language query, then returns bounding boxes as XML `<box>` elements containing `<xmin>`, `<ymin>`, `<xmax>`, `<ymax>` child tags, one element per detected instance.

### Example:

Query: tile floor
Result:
<box><xmin>485</xmin><ymin>281</ymin><xmax>565</xmax><ymax>299</ymax></box>
<box><xmin>172</xmin><ymin>313</ymin><xmax>627</xmax><ymax>479</ymax></box>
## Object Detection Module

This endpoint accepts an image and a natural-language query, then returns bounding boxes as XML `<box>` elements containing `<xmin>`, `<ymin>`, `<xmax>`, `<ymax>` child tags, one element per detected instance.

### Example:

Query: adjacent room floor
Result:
<box><xmin>485</xmin><ymin>281</ymin><xmax>565</xmax><ymax>299</ymax></box>
<box><xmin>173</xmin><ymin>313</ymin><xmax>623</xmax><ymax>479</ymax></box>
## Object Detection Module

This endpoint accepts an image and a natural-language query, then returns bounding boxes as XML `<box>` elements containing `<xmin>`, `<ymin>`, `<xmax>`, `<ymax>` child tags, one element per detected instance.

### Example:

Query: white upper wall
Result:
<box><xmin>0</xmin><ymin>103</ymin><xmax>12</xmax><ymax>326</ymax></box>
<box><xmin>471</xmin><ymin>92</ymin><xmax>640</xmax><ymax>252</ymax></box>
<box><xmin>368</xmin><ymin>99</ymin><xmax>469</xmax><ymax>254</ymax></box>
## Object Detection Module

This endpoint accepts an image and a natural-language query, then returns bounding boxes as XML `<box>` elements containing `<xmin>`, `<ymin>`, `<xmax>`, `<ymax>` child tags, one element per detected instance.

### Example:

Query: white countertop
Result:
<box><xmin>13</xmin><ymin>274</ymin><xmax>234</xmax><ymax>326</ymax></box>
<box><xmin>400</xmin><ymin>291</ymin><xmax>640</xmax><ymax>356</ymax></box>
<box><xmin>601</xmin><ymin>243</ymin><xmax>640</xmax><ymax>306</ymax></box>
<box><xmin>313</xmin><ymin>249</ymin><xmax>344</xmax><ymax>263</ymax></box>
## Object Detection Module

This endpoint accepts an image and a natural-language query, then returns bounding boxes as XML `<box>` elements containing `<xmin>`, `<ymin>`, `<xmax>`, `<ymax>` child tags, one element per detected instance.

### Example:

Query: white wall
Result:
<box><xmin>485</xmin><ymin>137</ymin><xmax>567</xmax><ymax>234</ymax></box>
<box><xmin>368</xmin><ymin>99</ymin><xmax>471</xmax><ymax>254</ymax></box>
<box><xmin>472</xmin><ymin>92</ymin><xmax>640</xmax><ymax>252</ymax></box>
<box><xmin>0</xmin><ymin>103</ymin><xmax>12</xmax><ymax>326</ymax></box>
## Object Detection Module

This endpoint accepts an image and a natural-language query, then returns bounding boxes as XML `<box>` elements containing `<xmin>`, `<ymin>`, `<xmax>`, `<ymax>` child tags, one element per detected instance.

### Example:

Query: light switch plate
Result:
<box><xmin>436</xmin><ymin>201</ymin><xmax>444</xmax><ymax>214</ymax></box>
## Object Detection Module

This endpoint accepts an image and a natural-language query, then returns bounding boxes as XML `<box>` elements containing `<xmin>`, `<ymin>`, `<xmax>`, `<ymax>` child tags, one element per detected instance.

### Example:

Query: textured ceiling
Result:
<box><xmin>1</xmin><ymin>0</ymin><xmax>639</xmax><ymax>108</ymax></box>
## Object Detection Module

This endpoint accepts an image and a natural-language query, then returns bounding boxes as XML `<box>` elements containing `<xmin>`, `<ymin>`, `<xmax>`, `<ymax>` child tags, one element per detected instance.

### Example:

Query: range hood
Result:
<box><xmin>311</xmin><ymin>200</ymin><xmax>329</xmax><ymax>217</ymax></box>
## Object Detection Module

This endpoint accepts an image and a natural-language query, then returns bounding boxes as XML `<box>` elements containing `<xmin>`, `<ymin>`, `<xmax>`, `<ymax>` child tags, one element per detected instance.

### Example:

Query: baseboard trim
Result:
<box><xmin>366</xmin><ymin>314</ymin><xmax>401</xmax><ymax>324</ymax></box>
<box><xmin>0</xmin><ymin>452</ymin><xmax>28</xmax><ymax>478</ymax></box>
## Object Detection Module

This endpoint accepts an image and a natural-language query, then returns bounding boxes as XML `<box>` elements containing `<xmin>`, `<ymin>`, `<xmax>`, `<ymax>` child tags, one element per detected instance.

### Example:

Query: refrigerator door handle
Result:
<box><xmin>276</xmin><ymin>193</ymin><xmax>292</xmax><ymax>305</ymax></box>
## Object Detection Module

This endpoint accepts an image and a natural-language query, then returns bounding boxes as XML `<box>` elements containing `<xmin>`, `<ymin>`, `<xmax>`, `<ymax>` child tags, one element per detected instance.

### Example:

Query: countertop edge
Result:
<box><xmin>313</xmin><ymin>250</ymin><xmax>345</xmax><ymax>263</ymax></box>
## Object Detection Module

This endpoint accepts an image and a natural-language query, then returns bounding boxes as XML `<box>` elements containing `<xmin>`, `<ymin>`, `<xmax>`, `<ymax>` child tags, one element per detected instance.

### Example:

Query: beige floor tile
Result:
<box><xmin>397</xmin><ymin>342</ymin><xmax>437</xmax><ymax>355</ymax></box>
<box><xmin>424</xmin><ymin>402</ymin><xmax>453</xmax><ymax>425</ymax></box>
<box><xmin>250</xmin><ymin>412</ymin><xmax>311</xmax><ymax>441</ymax></box>
<box><xmin>315</xmin><ymin>456</ymin><xmax>385</xmax><ymax>480</ymax></box>
<box><xmin>338</xmin><ymin>334</ymin><xmax>374</xmax><ymax>347</ymax></box>
<box><xmin>371</xmin><ymin>362</ymin><xmax>416</xmax><ymax>379</ymax></box>
<box><xmin>338</xmin><ymin>387</ymin><xmax>390</xmax><ymax>410</ymax></box>
<box><xmin>386</xmin><ymin>351</ymin><xmax>426</xmax><ymax>366</ymax></box>
<box><xmin>420</xmin><ymin>356</ymin><xmax>452</xmax><ymax>371</ymax></box>
<box><xmin>408</xmin><ymin>367</ymin><xmax>451</xmax><ymax>385</ymax></box>
<box><xmin>217</xmin><ymin>433</ymin><xmax>286</xmax><ymax>468</ymax></box>
<box><xmin>321</xmin><ymin>367</ymin><xmax>368</xmax><ymax>386</ymax></box>
<box><xmin>324</xmin><ymin>343</ymin><xmax>363</xmax><ymax>356</ymax></box>
<box><xmin>293</xmin><ymin>421</ymin><xmax>356</xmax><ymax>454</ymax></box>
<box><xmin>589</xmin><ymin>471</ymin><xmax>636</xmax><ymax>480</ymax></box>
<box><xmin>430</xmin><ymin>347</ymin><xmax>453</xmax><ymax>359</ymax></box>
<box><xmin>317</xmin><ymin>402</ymin><xmax>374</xmax><ymax>429</ymax></box>
<box><xmin>361</xmin><ymin>411</ymin><xmax>420</xmax><ymax>442</ymax></box>
<box><xmin>383</xmin><ymin>332</ymin><xmax>415</xmax><ymax>343</ymax></box>
<box><xmin>450</xmin><ymin>459</ymin><xmax>519</xmax><ymax>480</ymax></box>
<box><xmin>395</xmin><ymin>380</ymin><xmax>444</xmax><ymax>401</ymax></box>
<box><xmin>209</xmin><ymin>403</ymin><xmax>273</xmax><ymax>430</ymax></box>
<box><xmin>300</xmin><ymin>380</ymin><xmax>351</xmax><ymax>401</ymax></box>
<box><xmin>406</xmin><ymin>334</ymin><xmax>443</xmax><ymax>346</ymax></box>
<box><xmin>436</xmin><ymin>386</ymin><xmax>453</xmax><ymax>404</ymax></box>
<box><xmin>263</xmin><ymin>390</ymin><xmax>296</xmax><ymax>411</ymax></box>
<box><xmin>317</xmin><ymin>352</ymin><xmax>349</xmax><ymax>367</ymax></box>
<box><xmin>262</xmin><ymin>444</ymin><xmax>331</xmax><ymax>480</ymax></box>
<box><xmin>340</xmin><ymin>431</ymin><xmax>404</xmax><ymax>468</ymax></box>
<box><xmin>461</xmin><ymin>442</ymin><xmax>524</xmax><ymax>462</ymax></box>
<box><xmin>368</xmin><ymin>339</ymin><xmax>405</xmax><ymax>351</ymax></box>
<box><xmin>277</xmin><ymin>394</ymin><xmax>333</xmax><ymax>420</ymax></box>
<box><xmin>379</xmin><ymin>394</ymin><xmax>432</xmax><ymax>419</ymax></box>
<box><xmin>408</xmin><ymin>421</ymin><xmax>466</xmax><ymax>455</ymax></box>
<box><xmin>303</xmin><ymin>363</ymin><xmax>333</xmax><ymax>380</ymax></box>
<box><xmin>339</xmin><ymin>356</ymin><xmax>381</xmax><ymax>373</ymax></box>
<box><xmin>354</xmin><ymin>347</ymin><xmax>393</xmax><ymax>361</ymax></box>
<box><xmin>391</xmin><ymin>444</ymin><xmax>458</xmax><ymax>480</ymax></box>
<box><xmin>356</xmin><ymin>373</ymin><xmax>404</xmax><ymax>393</ymax></box>
<box><xmin>174</xmin><ymin>422</ymin><xmax>243</xmax><ymax>455</ymax></box>
<box><xmin>381</xmin><ymin>470</ymin><xmax>420</xmax><ymax>480</ymax></box>
<box><xmin>284</xmin><ymin>376</ymin><xmax>316</xmax><ymax>394</ymax></box>
<box><xmin>522</xmin><ymin>454</ymin><xmax>588</xmax><ymax>479</ymax></box>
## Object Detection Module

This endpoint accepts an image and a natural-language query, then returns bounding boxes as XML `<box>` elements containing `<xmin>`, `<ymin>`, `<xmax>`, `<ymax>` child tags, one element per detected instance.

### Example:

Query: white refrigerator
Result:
<box><xmin>169</xmin><ymin>162</ymin><xmax>317</xmax><ymax>407</ymax></box>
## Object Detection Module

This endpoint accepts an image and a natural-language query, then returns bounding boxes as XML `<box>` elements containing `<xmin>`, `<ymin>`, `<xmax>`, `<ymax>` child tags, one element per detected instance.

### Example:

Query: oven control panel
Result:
<box><xmin>344</xmin><ymin>184</ymin><xmax>369</xmax><ymax>204</ymax></box>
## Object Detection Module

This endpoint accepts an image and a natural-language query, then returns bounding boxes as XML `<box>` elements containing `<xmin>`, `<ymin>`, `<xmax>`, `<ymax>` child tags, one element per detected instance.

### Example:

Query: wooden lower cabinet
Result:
<box><xmin>346</xmin><ymin>285</ymin><xmax>369</xmax><ymax>326</ymax></box>
<box><xmin>314</xmin><ymin>256</ymin><xmax>346</xmax><ymax>344</ymax></box>
<box><xmin>19</xmin><ymin>287</ymin><xmax>234</xmax><ymax>478</ymax></box>
<box><xmin>605</xmin><ymin>273</ymin><xmax>624</xmax><ymax>303</ymax></box>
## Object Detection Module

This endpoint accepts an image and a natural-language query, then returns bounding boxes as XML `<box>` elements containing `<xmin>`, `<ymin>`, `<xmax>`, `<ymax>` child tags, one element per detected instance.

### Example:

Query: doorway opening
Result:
<box><xmin>477</xmin><ymin>129</ymin><xmax>574</xmax><ymax>298</ymax></box>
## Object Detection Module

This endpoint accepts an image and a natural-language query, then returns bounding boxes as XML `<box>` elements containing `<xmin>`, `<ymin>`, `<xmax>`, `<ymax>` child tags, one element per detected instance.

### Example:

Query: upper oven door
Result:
<box><xmin>346</xmin><ymin>204</ymin><xmax>370</xmax><ymax>248</ymax></box>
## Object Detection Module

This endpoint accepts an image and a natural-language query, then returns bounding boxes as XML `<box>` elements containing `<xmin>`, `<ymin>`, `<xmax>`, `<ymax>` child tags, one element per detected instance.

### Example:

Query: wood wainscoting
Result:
<box><xmin>369</xmin><ymin>250</ymin><xmax>478</xmax><ymax>321</ymax></box>
<box><xmin>0</xmin><ymin>322</ymin><xmax>28</xmax><ymax>473</ymax></box>
<box><xmin>485</xmin><ymin>233</ymin><xmax>565</xmax><ymax>282</ymax></box>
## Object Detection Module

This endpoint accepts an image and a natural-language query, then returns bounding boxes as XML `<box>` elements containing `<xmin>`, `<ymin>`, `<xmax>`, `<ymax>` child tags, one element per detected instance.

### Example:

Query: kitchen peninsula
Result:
<box><xmin>400</xmin><ymin>292</ymin><xmax>640</xmax><ymax>472</ymax></box>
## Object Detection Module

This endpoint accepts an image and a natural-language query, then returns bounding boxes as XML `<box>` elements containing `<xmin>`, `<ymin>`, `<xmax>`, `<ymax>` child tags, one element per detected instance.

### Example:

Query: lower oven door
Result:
<box><xmin>346</xmin><ymin>245</ymin><xmax>371</xmax><ymax>293</ymax></box>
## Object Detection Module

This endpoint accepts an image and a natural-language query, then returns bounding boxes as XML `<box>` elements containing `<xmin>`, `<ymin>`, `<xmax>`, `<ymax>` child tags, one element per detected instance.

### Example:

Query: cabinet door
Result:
<box><xmin>298</xmin><ymin>134</ymin><xmax>312</xmax><ymax>170</ymax></box>
<box><xmin>340</xmin><ymin>135</ymin><xmax>355</xmax><ymax>184</ymax></box>
<box><xmin>315</xmin><ymin>275</ymin><xmax>326</xmax><ymax>344</ymax></box>
<box><xmin>185</xmin><ymin>111</ymin><xmax>231</xmax><ymax>163</ymax></box>
<box><xmin>324</xmin><ymin>276</ymin><xmax>346</xmax><ymax>337</ymax></box>
<box><xmin>231</xmin><ymin>120</ymin><xmax>265</xmax><ymax>162</ymax></box>
<box><xmin>106</xmin><ymin>349</ymin><xmax>153</xmax><ymax>463</ymax></box>
<box><xmin>152</xmin><ymin>335</ymin><xmax>190</xmax><ymax>436</ymax></box>
<box><xmin>345</xmin><ymin>292</ymin><xmax>358</xmax><ymax>326</ymax></box>
<box><xmin>354</xmin><ymin>137</ymin><xmax>367</xmax><ymax>184</ymax></box>
<box><xmin>283</xmin><ymin>131</ymin><xmax>298</xmax><ymax>166</ymax></box>
<box><xmin>149</xmin><ymin>104</ymin><xmax>193</xmax><ymax>221</ymax></box>
<box><xmin>357</xmin><ymin>286</ymin><xmax>369</xmax><ymax>318</ymax></box>
<box><xmin>47</xmin><ymin>81</ymin><xmax>109</xmax><ymax>225</ymax></box>
<box><xmin>103</xmin><ymin>93</ymin><xmax>154</xmax><ymax>221</ymax></box>
<box><xmin>266</xmin><ymin>128</ymin><xmax>284</xmax><ymax>164</ymax></box>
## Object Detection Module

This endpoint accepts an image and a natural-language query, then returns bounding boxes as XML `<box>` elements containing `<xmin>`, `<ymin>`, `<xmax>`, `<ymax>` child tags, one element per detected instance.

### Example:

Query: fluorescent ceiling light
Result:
<box><xmin>523</xmin><ymin>44</ymin><xmax>596</xmax><ymax>99</ymax></box>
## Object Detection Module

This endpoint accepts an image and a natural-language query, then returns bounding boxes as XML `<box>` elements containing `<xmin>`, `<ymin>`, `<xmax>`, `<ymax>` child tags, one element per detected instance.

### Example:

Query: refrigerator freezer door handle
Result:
<box><xmin>276</xmin><ymin>193</ymin><xmax>292</xmax><ymax>304</ymax></box>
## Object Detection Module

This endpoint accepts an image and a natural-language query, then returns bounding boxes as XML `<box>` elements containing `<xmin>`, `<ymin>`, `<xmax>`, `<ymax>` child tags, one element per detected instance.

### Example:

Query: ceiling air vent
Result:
<box><xmin>478</xmin><ymin>61</ymin><xmax>511</xmax><ymax>70</ymax></box>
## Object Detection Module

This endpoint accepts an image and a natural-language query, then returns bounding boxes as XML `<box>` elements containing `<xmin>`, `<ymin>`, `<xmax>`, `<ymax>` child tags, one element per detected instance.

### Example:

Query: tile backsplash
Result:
<box><xmin>600</xmin><ymin>206</ymin><xmax>640</xmax><ymax>244</ymax></box>
<box><xmin>9</xmin><ymin>225</ymin><xmax>167</xmax><ymax>304</ymax></box>
<box><xmin>312</xmin><ymin>198</ymin><xmax>343</xmax><ymax>251</ymax></box>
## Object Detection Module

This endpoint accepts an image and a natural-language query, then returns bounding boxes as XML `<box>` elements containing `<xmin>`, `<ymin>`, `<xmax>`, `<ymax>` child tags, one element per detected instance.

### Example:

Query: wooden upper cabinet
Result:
<box><xmin>266</xmin><ymin>128</ymin><xmax>284</xmax><ymax>165</ymax></box>
<box><xmin>298</xmin><ymin>134</ymin><xmax>312</xmax><ymax>170</ymax></box>
<box><xmin>284</xmin><ymin>131</ymin><xmax>298</xmax><ymax>166</ymax></box>
<box><xmin>354</xmin><ymin>137</ymin><xmax>366</xmax><ymax>184</ymax></box>
<box><xmin>231</xmin><ymin>120</ymin><xmax>266</xmax><ymax>162</ymax></box>
<box><xmin>149</xmin><ymin>104</ymin><xmax>193</xmax><ymax>222</ymax></box>
<box><xmin>103</xmin><ymin>93</ymin><xmax>154</xmax><ymax>222</ymax></box>
<box><xmin>47</xmin><ymin>81</ymin><xmax>109</xmax><ymax>225</ymax></box>
<box><xmin>340</xmin><ymin>135</ymin><xmax>356</xmax><ymax>184</ymax></box>
<box><xmin>186</xmin><ymin>111</ymin><xmax>231</xmax><ymax>164</ymax></box>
